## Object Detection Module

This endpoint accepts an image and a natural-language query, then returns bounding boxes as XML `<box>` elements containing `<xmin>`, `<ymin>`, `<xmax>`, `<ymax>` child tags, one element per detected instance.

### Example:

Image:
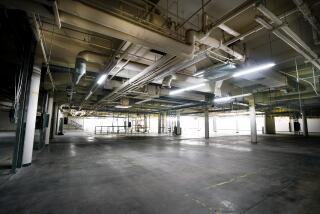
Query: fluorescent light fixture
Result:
<box><xmin>115</xmin><ymin>105</ymin><xmax>132</xmax><ymax>109</ymax></box>
<box><xmin>214</xmin><ymin>93</ymin><xmax>252</xmax><ymax>103</ymax></box>
<box><xmin>97</xmin><ymin>74</ymin><xmax>107</xmax><ymax>85</ymax></box>
<box><xmin>232</xmin><ymin>62</ymin><xmax>275</xmax><ymax>77</ymax></box>
<box><xmin>193</xmin><ymin>70</ymin><xmax>205</xmax><ymax>77</ymax></box>
<box><xmin>85</xmin><ymin>91</ymin><xmax>93</xmax><ymax>101</ymax></box>
<box><xmin>169</xmin><ymin>83</ymin><xmax>205</xmax><ymax>96</ymax></box>
<box><xmin>135</xmin><ymin>98</ymin><xmax>152</xmax><ymax>105</ymax></box>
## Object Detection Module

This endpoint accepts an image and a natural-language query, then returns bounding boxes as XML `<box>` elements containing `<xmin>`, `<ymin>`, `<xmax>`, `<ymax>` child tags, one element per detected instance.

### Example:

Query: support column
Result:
<box><xmin>158</xmin><ymin>113</ymin><xmax>161</xmax><ymax>134</ymax></box>
<box><xmin>22</xmin><ymin>66</ymin><xmax>41</xmax><ymax>166</ymax></box>
<box><xmin>57</xmin><ymin>109</ymin><xmax>64</xmax><ymax>135</ymax></box>
<box><xmin>162</xmin><ymin>112</ymin><xmax>167</xmax><ymax>133</ymax></box>
<box><xmin>235</xmin><ymin>115</ymin><xmax>239</xmax><ymax>134</ymax></box>
<box><xmin>144</xmin><ymin>114</ymin><xmax>148</xmax><ymax>133</ymax></box>
<box><xmin>249</xmin><ymin>100</ymin><xmax>257</xmax><ymax>144</ymax></box>
<box><xmin>52</xmin><ymin>103</ymin><xmax>59</xmax><ymax>136</ymax></box>
<box><xmin>265</xmin><ymin>113</ymin><xmax>276</xmax><ymax>134</ymax></box>
<box><xmin>176</xmin><ymin>111</ymin><xmax>181</xmax><ymax>135</ymax></box>
<box><xmin>212</xmin><ymin>116</ymin><xmax>217</xmax><ymax>133</ymax></box>
<box><xmin>302</xmin><ymin>111</ymin><xmax>308</xmax><ymax>136</ymax></box>
<box><xmin>204</xmin><ymin>107</ymin><xmax>209</xmax><ymax>139</ymax></box>
<box><xmin>45</xmin><ymin>97</ymin><xmax>54</xmax><ymax>145</ymax></box>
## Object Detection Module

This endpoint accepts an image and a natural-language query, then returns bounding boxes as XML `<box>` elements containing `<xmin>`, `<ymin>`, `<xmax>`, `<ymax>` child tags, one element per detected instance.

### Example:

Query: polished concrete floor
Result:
<box><xmin>1</xmin><ymin>131</ymin><xmax>320</xmax><ymax>213</ymax></box>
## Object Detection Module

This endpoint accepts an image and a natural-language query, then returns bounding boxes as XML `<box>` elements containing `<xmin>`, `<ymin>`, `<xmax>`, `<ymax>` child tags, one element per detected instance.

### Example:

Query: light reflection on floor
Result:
<box><xmin>178</xmin><ymin>140</ymin><xmax>252</xmax><ymax>152</ymax></box>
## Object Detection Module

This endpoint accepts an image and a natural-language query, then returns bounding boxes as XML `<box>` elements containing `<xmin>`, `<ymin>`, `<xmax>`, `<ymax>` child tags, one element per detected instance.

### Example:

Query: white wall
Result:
<box><xmin>68</xmin><ymin>115</ymin><xmax>320</xmax><ymax>136</ymax></box>
<box><xmin>179</xmin><ymin>114</ymin><xmax>264</xmax><ymax>137</ymax></box>
<box><xmin>274</xmin><ymin>117</ymin><xmax>290</xmax><ymax>132</ymax></box>
<box><xmin>274</xmin><ymin>116</ymin><xmax>320</xmax><ymax>133</ymax></box>
<box><xmin>308</xmin><ymin>118</ymin><xmax>320</xmax><ymax>133</ymax></box>
<box><xmin>68</xmin><ymin>116</ymin><xmax>160</xmax><ymax>134</ymax></box>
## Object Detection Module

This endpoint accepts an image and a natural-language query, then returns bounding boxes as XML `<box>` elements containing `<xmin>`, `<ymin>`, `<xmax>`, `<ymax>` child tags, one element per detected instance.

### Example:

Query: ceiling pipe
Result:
<box><xmin>256</xmin><ymin>4</ymin><xmax>320</xmax><ymax>69</ymax></box>
<box><xmin>206</xmin><ymin>0</ymin><xmax>256</xmax><ymax>34</ymax></box>
<box><xmin>292</xmin><ymin>0</ymin><xmax>320</xmax><ymax>45</ymax></box>
<box><xmin>162</xmin><ymin>75</ymin><xmax>176</xmax><ymax>88</ymax></box>
<box><xmin>73</xmin><ymin>57</ymin><xmax>86</xmax><ymax>85</ymax></box>
<box><xmin>218</xmin><ymin>24</ymin><xmax>240</xmax><ymax>37</ymax></box>
<box><xmin>95</xmin><ymin>55</ymin><xmax>180</xmax><ymax>108</ymax></box>
<box><xmin>224</xmin><ymin>8</ymin><xmax>298</xmax><ymax>46</ymax></box>
<box><xmin>58</xmin><ymin>0</ymin><xmax>194</xmax><ymax>59</ymax></box>
<box><xmin>185</xmin><ymin>30</ymin><xmax>245</xmax><ymax>61</ymax></box>
<box><xmin>82</xmin><ymin>41</ymin><xmax>130</xmax><ymax>102</ymax></box>
<box><xmin>73</xmin><ymin>51</ymin><xmax>110</xmax><ymax>85</ymax></box>
<box><xmin>255</xmin><ymin>16</ymin><xmax>320</xmax><ymax>70</ymax></box>
<box><xmin>32</xmin><ymin>14</ymin><xmax>55</xmax><ymax>91</ymax></box>
<box><xmin>52</xmin><ymin>1</ymin><xmax>61</xmax><ymax>29</ymax></box>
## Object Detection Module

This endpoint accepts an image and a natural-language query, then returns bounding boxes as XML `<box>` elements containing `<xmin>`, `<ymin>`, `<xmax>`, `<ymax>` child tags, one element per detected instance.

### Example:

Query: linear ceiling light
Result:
<box><xmin>232</xmin><ymin>63</ymin><xmax>275</xmax><ymax>77</ymax></box>
<box><xmin>192</xmin><ymin>70</ymin><xmax>205</xmax><ymax>77</ymax></box>
<box><xmin>214</xmin><ymin>93</ymin><xmax>252</xmax><ymax>103</ymax></box>
<box><xmin>115</xmin><ymin>105</ymin><xmax>132</xmax><ymax>109</ymax></box>
<box><xmin>85</xmin><ymin>91</ymin><xmax>93</xmax><ymax>101</ymax></box>
<box><xmin>169</xmin><ymin>83</ymin><xmax>205</xmax><ymax>96</ymax></box>
<box><xmin>97</xmin><ymin>74</ymin><xmax>107</xmax><ymax>85</ymax></box>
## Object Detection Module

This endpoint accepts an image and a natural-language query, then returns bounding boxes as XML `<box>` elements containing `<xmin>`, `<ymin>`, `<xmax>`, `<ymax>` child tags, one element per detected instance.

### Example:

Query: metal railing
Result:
<box><xmin>94</xmin><ymin>125</ymin><xmax>150</xmax><ymax>135</ymax></box>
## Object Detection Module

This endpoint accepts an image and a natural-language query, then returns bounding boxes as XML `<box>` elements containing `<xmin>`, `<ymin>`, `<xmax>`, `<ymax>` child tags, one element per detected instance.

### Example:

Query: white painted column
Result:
<box><xmin>158</xmin><ymin>113</ymin><xmax>161</xmax><ymax>134</ymax></box>
<box><xmin>176</xmin><ymin>111</ymin><xmax>181</xmax><ymax>135</ymax></box>
<box><xmin>22</xmin><ymin>66</ymin><xmax>41</xmax><ymax>166</ymax></box>
<box><xmin>162</xmin><ymin>112</ymin><xmax>167</xmax><ymax>133</ymax></box>
<box><xmin>302</xmin><ymin>111</ymin><xmax>308</xmax><ymax>136</ymax></box>
<box><xmin>144</xmin><ymin>114</ymin><xmax>148</xmax><ymax>133</ymax></box>
<box><xmin>52</xmin><ymin>104</ymin><xmax>59</xmax><ymax>136</ymax></box>
<box><xmin>235</xmin><ymin>115</ymin><xmax>239</xmax><ymax>133</ymax></box>
<box><xmin>57</xmin><ymin>109</ymin><xmax>64</xmax><ymax>135</ymax></box>
<box><xmin>45</xmin><ymin>97</ymin><xmax>54</xmax><ymax>145</ymax></box>
<box><xmin>204</xmin><ymin>108</ymin><xmax>209</xmax><ymax>139</ymax></box>
<box><xmin>249</xmin><ymin>100</ymin><xmax>257</xmax><ymax>143</ymax></box>
<box><xmin>212</xmin><ymin>116</ymin><xmax>217</xmax><ymax>133</ymax></box>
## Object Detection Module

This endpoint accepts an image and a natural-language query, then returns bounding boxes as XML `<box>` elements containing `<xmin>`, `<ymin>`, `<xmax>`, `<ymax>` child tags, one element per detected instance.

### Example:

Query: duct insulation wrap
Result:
<box><xmin>73</xmin><ymin>58</ymin><xmax>86</xmax><ymax>85</ymax></box>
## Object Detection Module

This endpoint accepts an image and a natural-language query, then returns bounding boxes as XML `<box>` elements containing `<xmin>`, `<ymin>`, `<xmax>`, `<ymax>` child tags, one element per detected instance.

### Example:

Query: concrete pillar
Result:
<box><xmin>212</xmin><ymin>116</ymin><xmax>217</xmax><ymax>133</ymax></box>
<box><xmin>52</xmin><ymin>104</ymin><xmax>59</xmax><ymax>136</ymax></box>
<box><xmin>249</xmin><ymin>100</ymin><xmax>257</xmax><ymax>144</ymax></box>
<box><xmin>235</xmin><ymin>115</ymin><xmax>239</xmax><ymax>133</ymax></box>
<box><xmin>162</xmin><ymin>112</ymin><xmax>167</xmax><ymax>133</ymax></box>
<box><xmin>22</xmin><ymin>66</ymin><xmax>41</xmax><ymax>166</ymax></box>
<box><xmin>144</xmin><ymin>114</ymin><xmax>148</xmax><ymax>133</ymax></box>
<box><xmin>265</xmin><ymin>114</ymin><xmax>276</xmax><ymax>134</ymax></box>
<box><xmin>176</xmin><ymin>111</ymin><xmax>181</xmax><ymax>135</ymax></box>
<box><xmin>45</xmin><ymin>97</ymin><xmax>54</xmax><ymax>145</ymax></box>
<box><xmin>302</xmin><ymin>111</ymin><xmax>308</xmax><ymax>136</ymax></box>
<box><xmin>204</xmin><ymin>107</ymin><xmax>209</xmax><ymax>139</ymax></box>
<box><xmin>158</xmin><ymin>113</ymin><xmax>161</xmax><ymax>134</ymax></box>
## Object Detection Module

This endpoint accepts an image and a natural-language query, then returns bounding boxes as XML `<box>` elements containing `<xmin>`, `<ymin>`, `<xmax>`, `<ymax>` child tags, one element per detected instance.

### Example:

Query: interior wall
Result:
<box><xmin>275</xmin><ymin>116</ymin><xmax>320</xmax><ymax>133</ymax></box>
<box><xmin>308</xmin><ymin>118</ymin><xmax>320</xmax><ymax>133</ymax></box>
<box><xmin>67</xmin><ymin>116</ymin><xmax>160</xmax><ymax>133</ymax></box>
<box><xmin>180</xmin><ymin>114</ymin><xmax>264</xmax><ymax>137</ymax></box>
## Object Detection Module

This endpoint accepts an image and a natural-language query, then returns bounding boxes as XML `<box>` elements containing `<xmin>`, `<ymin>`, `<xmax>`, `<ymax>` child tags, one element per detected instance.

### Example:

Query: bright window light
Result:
<box><xmin>214</xmin><ymin>93</ymin><xmax>252</xmax><ymax>103</ymax></box>
<box><xmin>232</xmin><ymin>63</ymin><xmax>275</xmax><ymax>77</ymax></box>
<box><xmin>97</xmin><ymin>74</ymin><xmax>107</xmax><ymax>85</ymax></box>
<box><xmin>115</xmin><ymin>105</ymin><xmax>132</xmax><ymax>109</ymax></box>
<box><xmin>169</xmin><ymin>83</ymin><xmax>205</xmax><ymax>95</ymax></box>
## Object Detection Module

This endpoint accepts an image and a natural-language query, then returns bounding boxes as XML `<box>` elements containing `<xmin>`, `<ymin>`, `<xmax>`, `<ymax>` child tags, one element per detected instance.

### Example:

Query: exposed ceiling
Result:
<box><xmin>0</xmin><ymin>0</ymin><xmax>319</xmax><ymax>116</ymax></box>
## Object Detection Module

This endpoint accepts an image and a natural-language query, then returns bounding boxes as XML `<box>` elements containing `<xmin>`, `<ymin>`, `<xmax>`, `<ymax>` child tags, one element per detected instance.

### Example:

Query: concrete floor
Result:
<box><xmin>1</xmin><ymin>131</ymin><xmax>320</xmax><ymax>213</ymax></box>
<box><xmin>0</xmin><ymin>132</ymin><xmax>15</xmax><ymax>177</ymax></box>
